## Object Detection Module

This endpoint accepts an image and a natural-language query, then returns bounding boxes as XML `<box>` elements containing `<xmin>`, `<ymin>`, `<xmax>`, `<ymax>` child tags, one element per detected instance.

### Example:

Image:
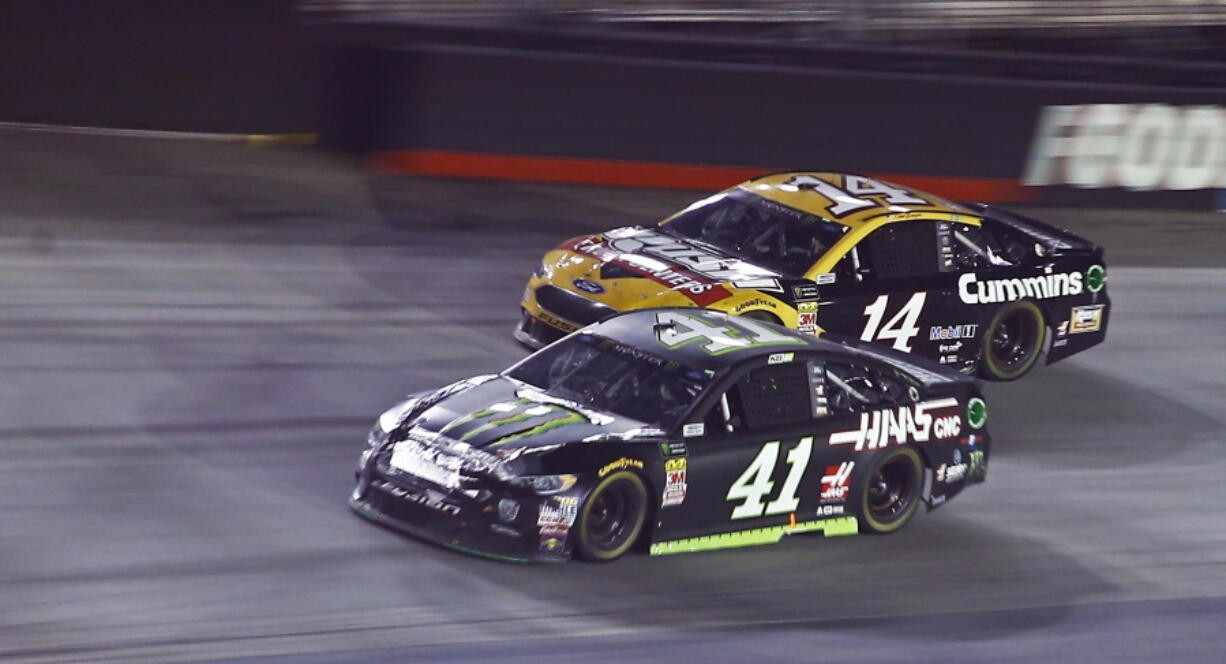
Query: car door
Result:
<box><xmin>815</xmin><ymin>219</ymin><xmax>987</xmax><ymax>370</ymax></box>
<box><xmin>655</xmin><ymin>357</ymin><xmax>824</xmax><ymax>542</ymax></box>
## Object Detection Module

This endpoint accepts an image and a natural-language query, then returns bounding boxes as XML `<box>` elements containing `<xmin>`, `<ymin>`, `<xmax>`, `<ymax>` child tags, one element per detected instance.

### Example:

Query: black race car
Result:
<box><xmin>351</xmin><ymin>308</ymin><xmax>991</xmax><ymax>562</ymax></box>
<box><xmin>518</xmin><ymin>172</ymin><xmax>1109</xmax><ymax>381</ymax></box>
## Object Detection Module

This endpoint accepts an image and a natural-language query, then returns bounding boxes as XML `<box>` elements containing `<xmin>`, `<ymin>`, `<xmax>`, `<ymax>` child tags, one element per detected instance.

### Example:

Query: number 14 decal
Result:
<box><xmin>727</xmin><ymin>437</ymin><xmax>812</xmax><ymax>520</ymax></box>
<box><xmin>861</xmin><ymin>293</ymin><xmax>927</xmax><ymax>353</ymax></box>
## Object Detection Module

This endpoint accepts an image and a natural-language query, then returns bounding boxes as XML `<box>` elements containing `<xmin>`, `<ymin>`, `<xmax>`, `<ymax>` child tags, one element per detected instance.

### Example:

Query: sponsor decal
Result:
<box><xmin>574</xmin><ymin>232</ymin><xmax>762</xmax><ymax>305</ymax></box>
<box><xmin>599</xmin><ymin>457</ymin><xmax>645</xmax><ymax>477</ymax></box>
<box><xmin>816</xmin><ymin>504</ymin><xmax>844</xmax><ymax>516</ymax></box>
<box><xmin>814</xmin><ymin>273</ymin><xmax>836</xmax><ymax>285</ymax></box>
<box><xmin>539</xmin><ymin>534</ymin><xmax>567</xmax><ymax>553</ymax></box>
<box><xmin>660</xmin><ymin>441</ymin><xmax>688</xmax><ymax>457</ymax></box>
<box><xmin>1053</xmin><ymin>339</ymin><xmax>1069</xmax><ymax>347</ymax></box>
<box><xmin>663</xmin><ymin>458</ymin><xmax>688</xmax><ymax>507</ymax></box>
<box><xmin>682</xmin><ymin>423</ymin><xmax>705</xmax><ymax>438</ymax></box>
<box><xmin>537</xmin><ymin>496</ymin><xmax>579</xmax><ymax>531</ymax></box>
<box><xmin>820</xmin><ymin>462</ymin><xmax>854</xmax><ymax>503</ymax></box>
<box><xmin>938</xmin><ymin>342</ymin><xmax>963</xmax><ymax>353</ymax></box>
<box><xmin>952</xmin><ymin>449</ymin><xmax>963</xmax><ymax>465</ymax></box>
<box><xmin>968</xmin><ymin>450</ymin><xmax>987</xmax><ymax>479</ymax></box>
<box><xmin>828</xmin><ymin>399</ymin><xmax>961</xmax><ymax>452</ymax></box>
<box><xmin>1056</xmin><ymin>320</ymin><xmax>1069</xmax><ymax>337</ymax></box>
<box><xmin>571</xmin><ymin>278</ymin><xmax>605</xmax><ymax>294</ymax></box>
<box><xmin>1070</xmin><ymin>304</ymin><xmax>1105</xmax><ymax>334</ymax></box>
<box><xmin>1024</xmin><ymin>104</ymin><xmax>1226</xmax><ymax>191</ymax></box>
<box><xmin>792</xmin><ymin>284</ymin><xmax>820</xmax><ymax>299</ymax></box>
<box><xmin>958</xmin><ymin>271</ymin><xmax>1083</xmax><ymax>305</ymax></box>
<box><xmin>939</xmin><ymin>355</ymin><xmax>959</xmax><ymax>365</ymax></box>
<box><xmin>440</xmin><ymin>399</ymin><xmax>587</xmax><ymax>447</ymax></box>
<box><xmin>371</xmin><ymin>479</ymin><xmax>461</xmax><ymax>516</ymax></box>
<box><xmin>1086</xmin><ymin>265</ymin><xmax>1106</xmax><ymax>293</ymax></box>
<box><xmin>654</xmin><ymin>310</ymin><xmax>805</xmax><ymax>355</ymax></box>
<box><xmin>929</xmin><ymin>494</ymin><xmax>947</xmax><ymax>507</ymax></box>
<box><xmin>733</xmin><ymin>297</ymin><xmax>778</xmax><ymax>313</ymax></box>
<box><xmin>966</xmin><ymin>398</ymin><xmax>987</xmax><ymax>430</ymax></box>
<box><xmin>797</xmin><ymin>300</ymin><xmax>819</xmax><ymax>334</ymax></box>
<box><xmin>929</xmin><ymin>324</ymin><xmax>978</xmax><ymax>341</ymax></box>
<box><xmin>936</xmin><ymin>463</ymin><xmax>968</xmax><ymax>483</ymax></box>
<box><xmin>767</xmin><ymin>352</ymin><xmax>794</xmax><ymax>365</ymax></box>
<box><xmin>536</xmin><ymin>309</ymin><xmax>579</xmax><ymax>332</ymax></box>
<box><xmin>782</xmin><ymin>174</ymin><xmax>931</xmax><ymax>218</ymax></box>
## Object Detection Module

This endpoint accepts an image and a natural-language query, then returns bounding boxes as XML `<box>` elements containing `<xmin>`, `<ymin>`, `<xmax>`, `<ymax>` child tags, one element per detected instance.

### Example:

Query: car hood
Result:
<box><xmin>408</xmin><ymin>376</ymin><xmax>654</xmax><ymax>449</ymax></box>
<box><xmin>561</xmin><ymin>226</ymin><xmax>784</xmax><ymax>307</ymax></box>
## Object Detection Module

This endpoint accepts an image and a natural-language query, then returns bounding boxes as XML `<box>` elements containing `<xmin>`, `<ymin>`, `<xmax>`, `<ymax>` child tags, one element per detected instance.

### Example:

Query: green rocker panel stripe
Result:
<box><xmin>649</xmin><ymin>516</ymin><xmax>858</xmax><ymax>556</ymax></box>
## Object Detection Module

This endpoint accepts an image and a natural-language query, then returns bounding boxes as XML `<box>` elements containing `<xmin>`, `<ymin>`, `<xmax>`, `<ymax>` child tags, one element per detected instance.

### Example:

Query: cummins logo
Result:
<box><xmin>1024</xmin><ymin>104</ymin><xmax>1226</xmax><ymax>191</ymax></box>
<box><xmin>958</xmin><ymin>271</ymin><xmax>1083</xmax><ymax>305</ymax></box>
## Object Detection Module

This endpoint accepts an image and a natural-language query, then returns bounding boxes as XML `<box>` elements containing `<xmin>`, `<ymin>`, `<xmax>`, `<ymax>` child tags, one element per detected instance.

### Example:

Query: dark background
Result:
<box><xmin>3</xmin><ymin>1</ymin><xmax>1225</xmax><ymax>207</ymax></box>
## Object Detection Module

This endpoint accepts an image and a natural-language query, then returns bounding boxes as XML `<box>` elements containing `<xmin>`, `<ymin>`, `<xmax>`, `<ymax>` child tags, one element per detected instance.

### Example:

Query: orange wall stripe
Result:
<box><xmin>371</xmin><ymin>149</ymin><xmax>1033</xmax><ymax>203</ymax></box>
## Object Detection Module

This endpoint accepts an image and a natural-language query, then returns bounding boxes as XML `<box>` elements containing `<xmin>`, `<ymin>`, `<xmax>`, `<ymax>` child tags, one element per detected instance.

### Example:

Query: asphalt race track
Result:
<box><xmin>2</xmin><ymin>131</ymin><xmax>1224</xmax><ymax>663</ymax></box>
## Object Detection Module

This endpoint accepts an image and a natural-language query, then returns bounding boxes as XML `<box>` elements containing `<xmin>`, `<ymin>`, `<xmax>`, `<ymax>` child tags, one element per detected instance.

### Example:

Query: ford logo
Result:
<box><xmin>572</xmin><ymin>279</ymin><xmax>605</xmax><ymax>294</ymax></box>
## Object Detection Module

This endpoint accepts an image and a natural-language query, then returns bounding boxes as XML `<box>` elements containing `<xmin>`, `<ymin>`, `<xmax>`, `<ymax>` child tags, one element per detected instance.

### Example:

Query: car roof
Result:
<box><xmin>584</xmin><ymin>308</ymin><xmax>962</xmax><ymax>384</ymax></box>
<box><xmin>737</xmin><ymin>172</ymin><xmax>983</xmax><ymax>229</ymax></box>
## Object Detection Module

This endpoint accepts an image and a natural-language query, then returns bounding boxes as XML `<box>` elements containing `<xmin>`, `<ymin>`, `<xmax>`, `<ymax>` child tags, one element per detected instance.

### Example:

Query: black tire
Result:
<box><xmin>978</xmin><ymin>300</ymin><xmax>1045</xmax><ymax>381</ymax></box>
<box><xmin>740</xmin><ymin>310</ymin><xmax>783</xmax><ymax>326</ymax></box>
<box><xmin>858</xmin><ymin>446</ymin><xmax>924</xmax><ymax>534</ymax></box>
<box><xmin>574</xmin><ymin>471</ymin><xmax>649</xmax><ymax>562</ymax></box>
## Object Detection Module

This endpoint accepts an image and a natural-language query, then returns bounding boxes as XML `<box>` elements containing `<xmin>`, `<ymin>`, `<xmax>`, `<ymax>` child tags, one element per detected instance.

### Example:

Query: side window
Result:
<box><xmin>821</xmin><ymin>362</ymin><xmax>913</xmax><ymax>413</ymax></box>
<box><xmin>703</xmin><ymin>363</ymin><xmax>811</xmax><ymax>434</ymax></box>
<box><xmin>947</xmin><ymin>222</ymin><xmax>1020</xmax><ymax>270</ymax></box>
<box><xmin>835</xmin><ymin>222</ymin><xmax>942</xmax><ymax>282</ymax></box>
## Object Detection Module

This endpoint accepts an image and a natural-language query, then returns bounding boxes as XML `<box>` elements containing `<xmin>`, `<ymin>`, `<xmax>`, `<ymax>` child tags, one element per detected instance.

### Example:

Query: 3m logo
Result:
<box><xmin>820</xmin><ymin>462</ymin><xmax>854</xmax><ymax>502</ymax></box>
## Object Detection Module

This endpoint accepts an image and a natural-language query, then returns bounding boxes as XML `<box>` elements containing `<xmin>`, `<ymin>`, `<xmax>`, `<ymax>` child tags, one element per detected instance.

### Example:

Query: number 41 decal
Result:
<box><xmin>861</xmin><ymin>292</ymin><xmax>927</xmax><ymax>353</ymax></box>
<box><xmin>727</xmin><ymin>437</ymin><xmax>812</xmax><ymax>520</ymax></box>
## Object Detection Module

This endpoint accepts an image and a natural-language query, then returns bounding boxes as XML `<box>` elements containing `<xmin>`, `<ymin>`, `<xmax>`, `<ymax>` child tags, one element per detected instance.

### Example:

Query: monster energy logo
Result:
<box><xmin>440</xmin><ymin>399</ymin><xmax>586</xmax><ymax>446</ymax></box>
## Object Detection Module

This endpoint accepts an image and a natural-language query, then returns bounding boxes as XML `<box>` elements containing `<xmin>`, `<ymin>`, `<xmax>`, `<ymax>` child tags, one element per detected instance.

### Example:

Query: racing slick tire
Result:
<box><xmin>574</xmin><ymin>471</ymin><xmax>650</xmax><ymax>562</ymax></box>
<box><xmin>740</xmin><ymin>310</ymin><xmax>783</xmax><ymax>326</ymax></box>
<box><xmin>978</xmin><ymin>300</ymin><xmax>1046</xmax><ymax>381</ymax></box>
<box><xmin>858</xmin><ymin>446</ymin><xmax>924</xmax><ymax>534</ymax></box>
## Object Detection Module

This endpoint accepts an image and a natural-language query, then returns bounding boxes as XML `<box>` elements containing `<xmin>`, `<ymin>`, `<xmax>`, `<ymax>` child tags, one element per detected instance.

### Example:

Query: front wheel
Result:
<box><xmin>858</xmin><ymin>446</ymin><xmax>924</xmax><ymax>534</ymax></box>
<box><xmin>573</xmin><ymin>471</ymin><xmax>649</xmax><ymax>562</ymax></box>
<box><xmin>978</xmin><ymin>300</ymin><xmax>1045</xmax><ymax>381</ymax></box>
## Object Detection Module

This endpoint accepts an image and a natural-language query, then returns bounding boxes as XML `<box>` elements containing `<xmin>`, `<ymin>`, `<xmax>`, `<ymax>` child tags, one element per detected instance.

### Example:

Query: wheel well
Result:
<box><xmin>739</xmin><ymin>309</ymin><xmax>783</xmax><ymax>325</ymax></box>
<box><xmin>631</xmin><ymin>470</ymin><xmax>659</xmax><ymax>553</ymax></box>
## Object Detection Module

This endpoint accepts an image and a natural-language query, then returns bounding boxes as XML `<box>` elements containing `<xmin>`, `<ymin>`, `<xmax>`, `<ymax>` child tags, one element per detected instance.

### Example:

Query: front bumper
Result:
<box><xmin>350</xmin><ymin>460</ymin><xmax>571</xmax><ymax>563</ymax></box>
<box><xmin>513</xmin><ymin>309</ymin><xmax>568</xmax><ymax>351</ymax></box>
<box><xmin>516</xmin><ymin>279</ymin><xmax>620</xmax><ymax>350</ymax></box>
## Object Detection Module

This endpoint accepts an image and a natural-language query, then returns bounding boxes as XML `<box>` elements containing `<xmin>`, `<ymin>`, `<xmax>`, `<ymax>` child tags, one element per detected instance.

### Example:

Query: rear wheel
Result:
<box><xmin>859</xmin><ymin>446</ymin><xmax>923</xmax><ymax>534</ymax></box>
<box><xmin>574</xmin><ymin>471</ymin><xmax>649</xmax><ymax>562</ymax></box>
<box><xmin>978</xmin><ymin>300</ymin><xmax>1045</xmax><ymax>381</ymax></box>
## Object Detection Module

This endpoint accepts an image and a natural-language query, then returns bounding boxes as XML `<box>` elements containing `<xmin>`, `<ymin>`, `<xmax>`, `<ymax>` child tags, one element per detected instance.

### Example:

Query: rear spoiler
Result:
<box><xmin>963</xmin><ymin>203</ymin><xmax>1100</xmax><ymax>254</ymax></box>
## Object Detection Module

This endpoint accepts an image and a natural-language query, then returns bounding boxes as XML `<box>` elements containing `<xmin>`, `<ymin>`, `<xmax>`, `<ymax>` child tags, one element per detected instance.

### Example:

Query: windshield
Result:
<box><xmin>662</xmin><ymin>189</ymin><xmax>847</xmax><ymax>277</ymax></box>
<box><xmin>505</xmin><ymin>334</ymin><xmax>712</xmax><ymax>429</ymax></box>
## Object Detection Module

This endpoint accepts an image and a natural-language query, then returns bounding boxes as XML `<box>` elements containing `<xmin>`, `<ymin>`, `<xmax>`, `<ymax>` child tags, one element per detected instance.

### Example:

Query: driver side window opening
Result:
<box><xmin>703</xmin><ymin>362</ymin><xmax>811</xmax><ymax>434</ymax></box>
<box><xmin>820</xmin><ymin>361</ymin><xmax>913</xmax><ymax>414</ymax></box>
<box><xmin>833</xmin><ymin>221</ymin><xmax>946</xmax><ymax>282</ymax></box>
<box><xmin>948</xmin><ymin>222</ymin><xmax>1019</xmax><ymax>270</ymax></box>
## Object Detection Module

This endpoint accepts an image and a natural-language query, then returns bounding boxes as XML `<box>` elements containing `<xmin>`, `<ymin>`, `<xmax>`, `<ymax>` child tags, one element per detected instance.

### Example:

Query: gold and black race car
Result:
<box><xmin>354</xmin><ymin>309</ymin><xmax>990</xmax><ymax>562</ymax></box>
<box><xmin>516</xmin><ymin>172</ymin><xmax>1109</xmax><ymax>380</ymax></box>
